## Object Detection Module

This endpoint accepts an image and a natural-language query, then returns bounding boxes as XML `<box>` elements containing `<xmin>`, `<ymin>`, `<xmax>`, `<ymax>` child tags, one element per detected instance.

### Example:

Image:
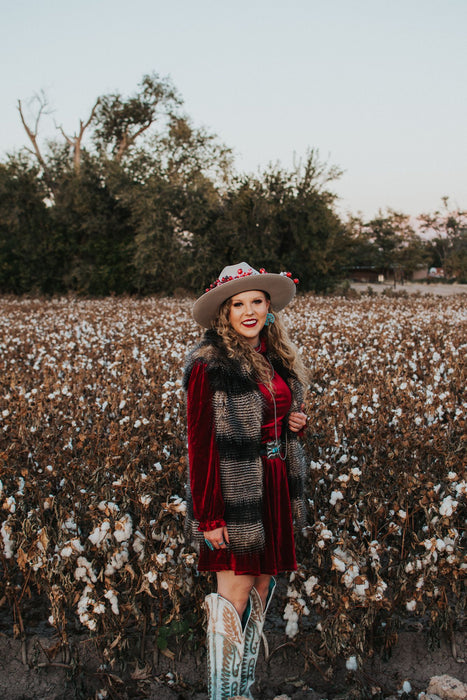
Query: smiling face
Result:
<box><xmin>228</xmin><ymin>290</ymin><xmax>270</xmax><ymax>347</ymax></box>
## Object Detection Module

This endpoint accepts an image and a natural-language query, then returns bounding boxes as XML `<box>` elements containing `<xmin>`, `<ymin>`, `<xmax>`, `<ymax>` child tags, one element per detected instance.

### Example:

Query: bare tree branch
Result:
<box><xmin>80</xmin><ymin>99</ymin><xmax>100</xmax><ymax>134</ymax></box>
<box><xmin>18</xmin><ymin>99</ymin><xmax>47</xmax><ymax>170</ymax></box>
<box><xmin>115</xmin><ymin>120</ymin><xmax>152</xmax><ymax>162</ymax></box>
<box><xmin>57</xmin><ymin>99</ymin><xmax>100</xmax><ymax>173</ymax></box>
<box><xmin>58</xmin><ymin>125</ymin><xmax>75</xmax><ymax>147</ymax></box>
<box><xmin>18</xmin><ymin>95</ymin><xmax>55</xmax><ymax>192</ymax></box>
<box><xmin>33</xmin><ymin>91</ymin><xmax>49</xmax><ymax>135</ymax></box>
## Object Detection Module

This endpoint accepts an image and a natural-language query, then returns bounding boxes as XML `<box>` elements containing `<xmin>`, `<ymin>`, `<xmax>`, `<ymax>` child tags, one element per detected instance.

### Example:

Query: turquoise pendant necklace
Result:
<box><xmin>263</xmin><ymin>355</ymin><xmax>287</xmax><ymax>461</ymax></box>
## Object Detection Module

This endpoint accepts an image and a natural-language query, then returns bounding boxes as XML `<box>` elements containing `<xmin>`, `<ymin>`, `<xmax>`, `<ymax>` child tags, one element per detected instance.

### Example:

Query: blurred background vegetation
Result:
<box><xmin>1</xmin><ymin>73</ymin><xmax>466</xmax><ymax>296</ymax></box>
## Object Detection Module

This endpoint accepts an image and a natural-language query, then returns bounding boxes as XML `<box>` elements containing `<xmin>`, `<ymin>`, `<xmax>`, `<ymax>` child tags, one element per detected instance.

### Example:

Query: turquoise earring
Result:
<box><xmin>264</xmin><ymin>312</ymin><xmax>275</xmax><ymax>326</ymax></box>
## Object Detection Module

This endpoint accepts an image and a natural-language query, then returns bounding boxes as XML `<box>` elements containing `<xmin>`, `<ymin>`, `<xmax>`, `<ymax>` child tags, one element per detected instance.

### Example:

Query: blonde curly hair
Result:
<box><xmin>212</xmin><ymin>294</ymin><xmax>309</xmax><ymax>392</ymax></box>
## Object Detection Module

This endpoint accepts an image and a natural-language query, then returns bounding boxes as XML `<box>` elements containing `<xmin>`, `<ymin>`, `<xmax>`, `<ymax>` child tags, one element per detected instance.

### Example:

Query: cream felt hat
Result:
<box><xmin>192</xmin><ymin>262</ymin><xmax>298</xmax><ymax>328</ymax></box>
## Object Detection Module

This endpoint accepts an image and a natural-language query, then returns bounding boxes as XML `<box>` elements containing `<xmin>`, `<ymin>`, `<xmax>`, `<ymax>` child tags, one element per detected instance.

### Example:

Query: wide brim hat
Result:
<box><xmin>193</xmin><ymin>262</ymin><xmax>298</xmax><ymax>328</ymax></box>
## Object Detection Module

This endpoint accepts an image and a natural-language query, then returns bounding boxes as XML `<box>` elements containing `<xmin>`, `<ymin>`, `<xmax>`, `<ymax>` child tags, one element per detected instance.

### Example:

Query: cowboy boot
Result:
<box><xmin>240</xmin><ymin>577</ymin><xmax>276</xmax><ymax>699</ymax></box>
<box><xmin>205</xmin><ymin>593</ymin><xmax>251</xmax><ymax>700</ymax></box>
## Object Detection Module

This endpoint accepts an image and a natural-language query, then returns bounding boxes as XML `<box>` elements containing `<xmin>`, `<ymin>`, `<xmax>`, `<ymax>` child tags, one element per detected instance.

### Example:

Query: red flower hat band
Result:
<box><xmin>192</xmin><ymin>262</ymin><xmax>298</xmax><ymax>328</ymax></box>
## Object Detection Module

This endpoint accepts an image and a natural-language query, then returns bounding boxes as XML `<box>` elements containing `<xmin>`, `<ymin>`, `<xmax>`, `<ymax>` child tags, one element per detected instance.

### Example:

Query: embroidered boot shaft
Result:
<box><xmin>240</xmin><ymin>578</ymin><xmax>276</xmax><ymax>699</ymax></box>
<box><xmin>205</xmin><ymin>593</ymin><xmax>251</xmax><ymax>700</ymax></box>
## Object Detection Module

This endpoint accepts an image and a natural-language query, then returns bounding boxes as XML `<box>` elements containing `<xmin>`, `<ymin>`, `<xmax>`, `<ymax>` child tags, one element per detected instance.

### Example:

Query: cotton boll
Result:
<box><xmin>354</xmin><ymin>579</ymin><xmax>369</xmax><ymax>598</ymax></box>
<box><xmin>74</xmin><ymin>557</ymin><xmax>97</xmax><ymax>583</ymax></box>
<box><xmin>145</xmin><ymin>570</ymin><xmax>158</xmax><ymax>583</ymax></box>
<box><xmin>88</xmin><ymin>520</ymin><xmax>111</xmax><ymax>546</ymax></box>
<box><xmin>104</xmin><ymin>589</ymin><xmax>119</xmax><ymax>615</ymax></box>
<box><xmin>4</xmin><ymin>496</ymin><xmax>16</xmax><ymax>513</ymax></box>
<box><xmin>400</xmin><ymin>680</ymin><xmax>412</xmax><ymax>694</ymax></box>
<box><xmin>98</xmin><ymin>500</ymin><xmax>120</xmax><ymax>515</ymax></box>
<box><xmin>104</xmin><ymin>546</ymin><xmax>129</xmax><ymax>575</ymax></box>
<box><xmin>283</xmin><ymin>603</ymin><xmax>299</xmax><ymax>638</ymax></box>
<box><xmin>69</xmin><ymin>537</ymin><xmax>84</xmax><ymax>554</ymax></box>
<box><xmin>77</xmin><ymin>585</ymin><xmax>98</xmax><ymax>630</ymax></box>
<box><xmin>62</xmin><ymin>516</ymin><xmax>78</xmax><ymax>532</ymax></box>
<box><xmin>346</xmin><ymin>656</ymin><xmax>358</xmax><ymax>671</ymax></box>
<box><xmin>332</xmin><ymin>556</ymin><xmax>347</xmax><ymax>573</ymax></box>
<box><xmin>133</xmin><ymin>530</ymin><xmax>146</xmax><ymax>560</ymax></box>
<box><xmin>87</xmin><ymin>618</ymin><xmax>97</xmax><ymax>631</ymax></box>
<box><xmin>439</xmin><ymin>495</ymin><xmax>457</xmax><ymax>517</ymax></box>
<box><xmin>169</xmin><ymin>496</ymin><xmax>187</xmax><ymax>514</ymax></box>
<box><xmin>1</xmin><ymin>520</ymin><xmax>14</xmax><ymax>558</ymax></box>
<box><xmin>304</xmin><ymin>576</ymin><xmax>319</xmax><ymax>596</ymax></box>
<box><xmin>330</xmin><ymin>491</ymin><xmax>344</xmax><ymax>506</ymax></box>
<box><xmin>332</xmin><ymin>546</ymin><xmax>352</xmax><ymax>574</ymax></box>
<box><xmin>113</xmin><ymin>514</ymin><xmax>133</xmax><ymax>542</ymax></box>
<box><xmin>342</xmin><ymin>564</ymin><xmax>360</xmax><ymax>588</ymax></box>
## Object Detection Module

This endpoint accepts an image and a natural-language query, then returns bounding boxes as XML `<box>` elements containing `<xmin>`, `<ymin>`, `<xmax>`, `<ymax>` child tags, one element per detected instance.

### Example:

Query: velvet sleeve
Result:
<box><xmin>186</xmin><ymin>362</ymin><xmax>226</xmax><ymax>532</ymax></box>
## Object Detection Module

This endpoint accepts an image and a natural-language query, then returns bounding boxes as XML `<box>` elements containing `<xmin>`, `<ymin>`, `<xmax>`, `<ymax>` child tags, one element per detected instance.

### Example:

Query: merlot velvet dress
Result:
<box><xmin>186</xmin><ymin>343</ymin><xmax>297</xmax><ymax>575</ymax></box>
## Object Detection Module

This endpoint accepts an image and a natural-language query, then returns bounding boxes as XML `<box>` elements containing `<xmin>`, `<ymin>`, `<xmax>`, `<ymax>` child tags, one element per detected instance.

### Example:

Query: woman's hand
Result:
<box><xmin>288</xmin><ymin>403</ymin><xmax>307</xmax><ymax>432</ymax></box>
<box><xmin>203</xmin><ymin>526</ymin><xmax>230</xmax><ymax>550</ymax></box>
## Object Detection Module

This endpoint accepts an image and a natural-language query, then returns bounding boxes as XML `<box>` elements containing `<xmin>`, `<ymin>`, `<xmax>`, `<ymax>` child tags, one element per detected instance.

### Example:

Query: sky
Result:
<box><xmin>1</xmin><ymin>0</ymin><xmax>466</xmax><ymax>219</ymax></box>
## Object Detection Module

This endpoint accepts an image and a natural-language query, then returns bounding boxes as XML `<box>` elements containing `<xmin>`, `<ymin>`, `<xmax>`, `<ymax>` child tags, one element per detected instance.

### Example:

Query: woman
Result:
<box><xmin>184</xmin><ymin>262</ymin><xmax>308</xmax><ymax>700</ymax></box>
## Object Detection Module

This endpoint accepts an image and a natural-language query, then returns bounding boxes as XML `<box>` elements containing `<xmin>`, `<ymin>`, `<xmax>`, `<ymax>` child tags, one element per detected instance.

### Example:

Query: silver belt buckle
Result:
<box><xmin>265</xmin><ymin>440</ymin><xmax>281</xmax><ymax>458</ymax></box>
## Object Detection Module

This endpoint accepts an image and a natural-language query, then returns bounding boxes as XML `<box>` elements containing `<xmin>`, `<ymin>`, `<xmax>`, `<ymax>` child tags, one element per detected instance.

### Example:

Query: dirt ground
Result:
<box><xmin>349</xmin><ymin>281</ymin><xmax>467</xmax><ymax>296</ymax></box>
<box><xmin>0</xmin><ymin>624</ymin><xmax>465</xmax><ymax>700</ymax></box>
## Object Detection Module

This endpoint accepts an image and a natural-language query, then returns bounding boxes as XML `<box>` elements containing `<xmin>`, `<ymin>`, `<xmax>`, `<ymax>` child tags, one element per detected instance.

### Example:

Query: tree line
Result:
<box><xmin>0</xmin><ymin>73</ymin><xmax>465</xmax><ymax>296</ymax></box>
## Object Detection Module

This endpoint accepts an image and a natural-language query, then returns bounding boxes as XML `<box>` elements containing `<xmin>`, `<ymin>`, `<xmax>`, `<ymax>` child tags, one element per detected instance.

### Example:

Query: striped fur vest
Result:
<box><xmin>183</xmin><ymin>329</ymin><xmax>307</xmax><ymax>556</ymax></box>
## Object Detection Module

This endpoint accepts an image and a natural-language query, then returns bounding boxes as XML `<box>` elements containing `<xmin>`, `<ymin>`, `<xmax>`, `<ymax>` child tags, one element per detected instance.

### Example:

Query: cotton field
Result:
<box><xmin>0</xmin><ymin>293</ymin><xmax>465</xmax><ymax>668</ymax></box>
